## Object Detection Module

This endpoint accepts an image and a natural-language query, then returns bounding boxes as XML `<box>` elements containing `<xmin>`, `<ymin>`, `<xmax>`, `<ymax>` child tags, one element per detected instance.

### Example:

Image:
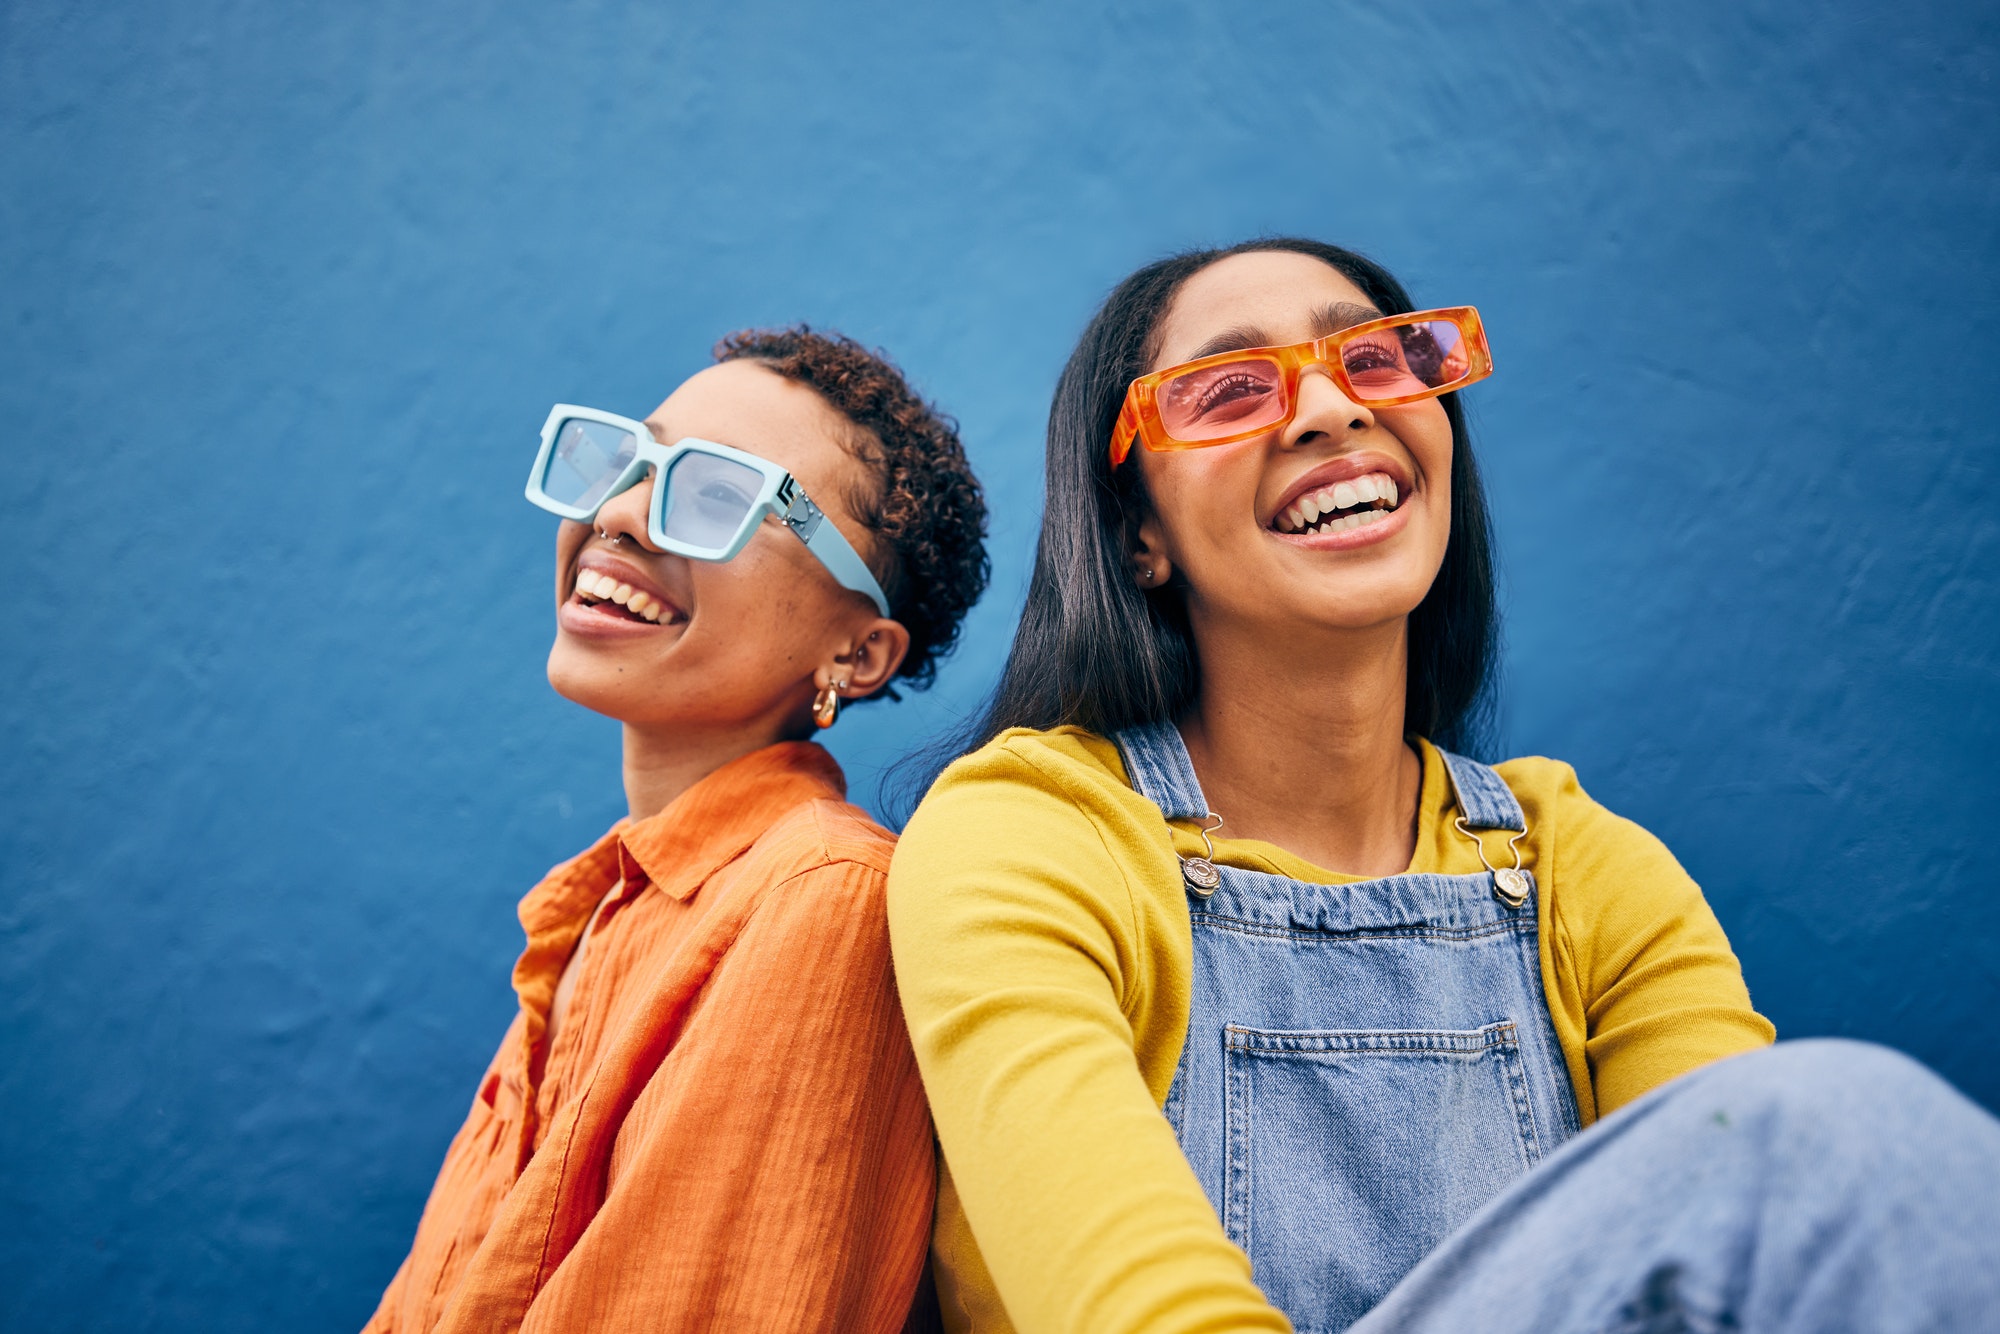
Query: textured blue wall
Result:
<box><xmin>2</xmin><ymin>3</ymin><xmax>1995</xmax><ymax>1329</ymax></box>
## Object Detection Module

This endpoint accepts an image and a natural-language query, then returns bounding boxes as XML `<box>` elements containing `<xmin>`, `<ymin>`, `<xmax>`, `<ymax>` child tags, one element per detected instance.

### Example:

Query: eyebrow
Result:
<box><xmin>1311</xmin><ymin>301</ymin><xmax>1383</xmax><ymax>336</ymax></box>
<box><xmin>1180</xmin><ymin>300</ymin><xmax>1384</xmax><ymax>363</ymax></box>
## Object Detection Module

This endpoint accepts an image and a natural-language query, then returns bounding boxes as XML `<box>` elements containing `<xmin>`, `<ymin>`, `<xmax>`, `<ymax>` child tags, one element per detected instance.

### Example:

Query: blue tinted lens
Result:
<box><xmin>542</xmin><ymin>419</ymin><xmax>638</xmax><ymax>510</ymax></box>
<box><xmin>661</xmin><ymin>450</ymin><xmax>764</xmax><ymax>553</ymax></box>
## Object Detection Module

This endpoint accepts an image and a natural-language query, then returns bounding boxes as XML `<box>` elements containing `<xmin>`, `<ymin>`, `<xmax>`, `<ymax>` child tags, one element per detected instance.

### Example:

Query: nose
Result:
<box><xmin>1283</xmin><ymin>361</ymin><xmax>1375</xmax><ymax>448</ymax></box>
<box><xmin>594</xmin><ymin>468</ymin><xmax>661</xmax><ymax>550</ymax></box>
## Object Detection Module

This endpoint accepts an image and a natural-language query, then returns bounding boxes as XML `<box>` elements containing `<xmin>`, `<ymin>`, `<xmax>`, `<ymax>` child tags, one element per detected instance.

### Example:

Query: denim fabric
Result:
<box><xmin>1350</xmin><ymin>1040</ymin><xmax>2000</xmax><ymax>1334</ymax></box>
<box><xmin>1115</xmin><ymin>724</ymin><xmax>1580</xmax><ymax>1334</ymax></box>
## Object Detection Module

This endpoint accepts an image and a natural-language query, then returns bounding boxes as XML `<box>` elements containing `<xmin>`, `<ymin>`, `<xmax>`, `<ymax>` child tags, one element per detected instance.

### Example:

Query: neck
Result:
<box><xmin>1178</xmin><ymin>614</ymin><xmax>1421</xmax><ymax>878</ymax></box>
<box><xmin>619</xmin><ymin>720</ymin><xmax>795</xmax><ymax>822</ymax></box>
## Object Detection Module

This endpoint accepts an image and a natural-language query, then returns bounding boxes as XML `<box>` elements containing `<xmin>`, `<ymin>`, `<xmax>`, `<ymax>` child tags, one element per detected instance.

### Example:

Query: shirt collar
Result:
<box><xmin>617</xmin><ymin>740</ymin><xmax>848</xmax><ymax>902</ymax></box>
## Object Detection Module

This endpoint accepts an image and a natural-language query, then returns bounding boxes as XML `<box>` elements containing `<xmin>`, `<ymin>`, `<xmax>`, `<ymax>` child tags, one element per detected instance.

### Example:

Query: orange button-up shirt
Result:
<box><xmin>365</xmin><ymin>742</ymin><xmax>935</xmax><ymax>1333</ymax></box>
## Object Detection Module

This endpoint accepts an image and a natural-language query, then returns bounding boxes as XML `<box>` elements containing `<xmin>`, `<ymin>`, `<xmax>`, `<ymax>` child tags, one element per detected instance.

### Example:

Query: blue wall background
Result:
<box><xmin>3</xmin><ymin>2</ymin><xmax>1995</xmax><ymax>1329</ymax></box>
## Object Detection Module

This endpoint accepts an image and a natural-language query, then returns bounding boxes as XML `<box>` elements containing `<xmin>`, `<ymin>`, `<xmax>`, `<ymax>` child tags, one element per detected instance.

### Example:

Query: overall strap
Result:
<box><xmin>1437</xmin><ymin>749</ymin><xmax>1526</xmax><ymax>832</ymax></box>
<box><xmin>1113</xmin><ymin>722</ymin><xmax>1211</xmax><ymax>822</ymax></box>
<box><xmin>1439</xmin><ymin>749</ymin><xmax>1534</xmax><ymax>909</ymax></box>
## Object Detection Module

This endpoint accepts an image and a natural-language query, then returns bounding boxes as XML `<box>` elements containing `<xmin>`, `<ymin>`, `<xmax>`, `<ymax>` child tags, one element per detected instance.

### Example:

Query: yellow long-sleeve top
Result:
<box><xmin>887</xmin><ymin>726</ymin><xmax>1775</xmax><ymax>1334</ymax></box>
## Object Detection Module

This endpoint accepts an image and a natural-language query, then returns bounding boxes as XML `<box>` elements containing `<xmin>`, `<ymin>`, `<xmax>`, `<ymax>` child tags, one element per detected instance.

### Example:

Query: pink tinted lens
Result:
<box><xmin>1155</xmin><ymin>356</ymin><xmax>1288</xmax><ymax>441</ymax></box>
<box><xmin>1340</xmin><ymin>318</ymin><xmax>1470</xmax><ymax>403</ymax></box>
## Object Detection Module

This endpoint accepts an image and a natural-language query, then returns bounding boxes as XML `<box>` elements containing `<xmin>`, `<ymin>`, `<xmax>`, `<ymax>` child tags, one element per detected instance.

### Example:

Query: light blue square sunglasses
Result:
<box><xmin>525</xmin><ymin>405</ymin><xmax>890</xmax><ymax>617</ymax></box>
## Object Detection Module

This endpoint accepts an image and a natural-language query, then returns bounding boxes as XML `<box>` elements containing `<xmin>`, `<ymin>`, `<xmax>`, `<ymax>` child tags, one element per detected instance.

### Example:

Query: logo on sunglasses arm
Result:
<box><xmin>775</xmin><ymin>476</ymin><xmax>826</xmax><ymax>542</ymax></box>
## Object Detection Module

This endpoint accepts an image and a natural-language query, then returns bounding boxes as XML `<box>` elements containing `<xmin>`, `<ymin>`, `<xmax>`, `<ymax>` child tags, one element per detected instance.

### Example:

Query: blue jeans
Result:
<box><xmin>1350</xmin><ymin>1039</ymin><xmax>2000</xmax><ymax>1333</ymax></box>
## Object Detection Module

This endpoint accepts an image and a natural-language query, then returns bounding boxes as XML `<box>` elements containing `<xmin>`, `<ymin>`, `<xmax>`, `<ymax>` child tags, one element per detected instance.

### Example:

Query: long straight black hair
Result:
<box><xmin>894</xmin><ymin>238</ymin><xmax>1499</xmax><ymax>815</ymax></box>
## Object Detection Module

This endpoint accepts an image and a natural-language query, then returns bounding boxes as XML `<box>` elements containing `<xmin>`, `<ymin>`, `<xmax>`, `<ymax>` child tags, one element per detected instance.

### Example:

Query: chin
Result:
<box><xmin>546</xmin><ymin>643</ymin><xmax>646</xmax><ymax>723</ymax></box>
<box><xmin>1295</xmin><ymin>581</ymin><xmax>1433</xmax><ymax>631</ymax></box>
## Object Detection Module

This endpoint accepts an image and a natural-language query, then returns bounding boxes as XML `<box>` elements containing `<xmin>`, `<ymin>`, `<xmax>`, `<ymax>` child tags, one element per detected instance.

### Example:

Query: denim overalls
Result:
<box><xmin>1115</xmin><ymin>723</ymin><xmax>1582</xmax><ymax>1333</ymax></box>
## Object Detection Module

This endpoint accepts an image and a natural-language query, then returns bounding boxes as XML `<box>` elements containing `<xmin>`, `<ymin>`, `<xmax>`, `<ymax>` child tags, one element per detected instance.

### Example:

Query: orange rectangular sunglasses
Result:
<box><xmin>1109</xmin><ymin>306</ymin><xmax>1493</xmax><ymax>466</ymax></box>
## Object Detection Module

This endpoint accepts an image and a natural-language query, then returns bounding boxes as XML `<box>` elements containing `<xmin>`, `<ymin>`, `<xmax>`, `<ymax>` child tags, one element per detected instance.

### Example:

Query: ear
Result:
<box><xmin>821</xmin><ymin>617</ymin><xmax>912</xmax><ymax>703</ymax></box>
<box><xmin>1127</xmin><ymin>508</ymin><xmax>1173</xmax><ymax>590</ymax></box>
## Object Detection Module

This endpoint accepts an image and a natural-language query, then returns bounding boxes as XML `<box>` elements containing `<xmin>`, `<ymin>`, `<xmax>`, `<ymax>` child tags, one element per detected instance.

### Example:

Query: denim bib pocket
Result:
<box><xmin>1222</xmin><ymin>1020</ymin><xmax>1542</xmax><ymax>1329</ymax></box>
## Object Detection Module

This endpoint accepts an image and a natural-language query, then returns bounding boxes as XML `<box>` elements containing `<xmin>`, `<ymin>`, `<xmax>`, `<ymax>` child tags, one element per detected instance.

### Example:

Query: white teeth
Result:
<box><xmin>575</xmin><ymin>569</ymin><xmax>665</xmax><ymax>620</ymax></box>
<box><xmin>1273</xmin><ymin>471</ymin><xmax>1404</xmax><ymax>534</ymax></box>
<box><xmin>574</xmin><ymin>570</ymin><xmax>672</xmax><ymax>623</ymax></box>
<box><xmin>1292</xmin><ymin>507</ymin><xmax>1390</xmax><ymax>535</ymax></box>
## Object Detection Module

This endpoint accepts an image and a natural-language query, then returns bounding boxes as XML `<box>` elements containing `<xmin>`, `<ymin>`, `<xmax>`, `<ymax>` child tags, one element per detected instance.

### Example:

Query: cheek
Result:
<box><xmin>1146</xmin><ymin>452</ymin><xmax>1262</xmax><ymax>553</ymax></box>
<box><xmin>1424</xmin><ymin>438</ymin><xmax>1453</xmax><ymax>502</ymax></box>
<box><xmin>1420</xmin><ymin>435</ymin><xmax>1453</xmax><ymax>546</ymax></box>
<box><xmin>682</xmin><ymin>542</ymin><xmax>826</xmax><ymax>668</ymax></box>
<box><xmin>1403</xmin><ymin>414</ymin><xmax>1455</xmax><ymax>567</ymax></box>
<box><xmin>553</xmin><ymin>521</ymin><xmax>589</xmax><ymax>598</ymax></box>
<box><xmin>1400</xmin><ymin>406</ymin><xmax>1455</xmax><ymax>491</ymax></box>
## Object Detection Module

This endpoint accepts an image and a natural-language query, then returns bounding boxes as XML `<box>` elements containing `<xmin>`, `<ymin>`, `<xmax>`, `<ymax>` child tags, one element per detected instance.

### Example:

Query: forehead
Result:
<box><xmin>643</xmin><ymin>359</ymin><xmax>861</xmax><ymax>485</ymax></box>
<box><xmin>1153</xmin><ymin>251</ymin><xmax>1381</xmax><ymax>371</ymax></box>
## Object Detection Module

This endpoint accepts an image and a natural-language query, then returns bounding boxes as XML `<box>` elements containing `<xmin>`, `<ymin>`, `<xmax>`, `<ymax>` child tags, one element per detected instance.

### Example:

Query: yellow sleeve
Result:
<box><xmin>1528</xmin><ymin>761</ymin><xmax>1777</xmax><ymax>1117</ymax></box>
<box><xmin>888</xmin><ymin>739</ymin><xmax>1290</xmax><ymax>1334</ymax></box>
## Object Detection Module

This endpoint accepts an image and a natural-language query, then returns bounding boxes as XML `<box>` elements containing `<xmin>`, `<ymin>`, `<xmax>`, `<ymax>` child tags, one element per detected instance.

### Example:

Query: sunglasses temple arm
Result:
<box><xmin>776</xmin><ymin>486</ymin><xmax>893</xmax><ymax>617</ymax></box>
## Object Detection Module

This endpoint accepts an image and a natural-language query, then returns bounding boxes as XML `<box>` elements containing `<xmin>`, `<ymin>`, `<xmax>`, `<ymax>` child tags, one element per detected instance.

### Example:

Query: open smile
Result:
<box><xmin>1265</xmin><ymin>457</ymin><xmax>1416</xmax><ymax>551</ymax></box>
<box><xmin>1271</xmin><ymin>471</ymin><xmax>1401</xmax><ymax>536</ymax></box>
<box><xmin>561</xmin><ymin>555</ymin><xmax>687</xmax><ymax>633</ymax></box>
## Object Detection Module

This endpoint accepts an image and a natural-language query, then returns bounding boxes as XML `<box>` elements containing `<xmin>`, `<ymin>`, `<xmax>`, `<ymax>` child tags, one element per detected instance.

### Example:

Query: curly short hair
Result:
<box><xmin>714</xmin><ymin>325</ymin><xmax>989</xmax><ymax>696</ymax></box>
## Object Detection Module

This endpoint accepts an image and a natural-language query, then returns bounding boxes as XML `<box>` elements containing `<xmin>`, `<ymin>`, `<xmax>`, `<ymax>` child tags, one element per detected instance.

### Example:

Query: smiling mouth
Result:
<box><xmin>572</xmin><ymin>569</ymin><xmax>681</xmax><ymax>624</ymax></box>
<box><xmin>1271</xmin><ymin>471</ymin><xmax>1402</xmax><ymax>536</ymax></box>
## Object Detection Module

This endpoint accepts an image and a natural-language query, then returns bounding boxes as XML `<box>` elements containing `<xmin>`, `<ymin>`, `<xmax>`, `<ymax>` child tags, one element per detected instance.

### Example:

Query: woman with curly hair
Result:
<box><xmin>365</xmin><ymin>327</ymin><xmax>988</xmax><ymax>1334</ymax></box>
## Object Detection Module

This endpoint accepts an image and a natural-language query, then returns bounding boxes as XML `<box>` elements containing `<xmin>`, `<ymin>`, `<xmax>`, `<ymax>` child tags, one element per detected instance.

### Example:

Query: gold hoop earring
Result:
<box><xmin>813</xmin><ymin>680</ymin><xmax>846</xmax><ymax>729</ymax></box>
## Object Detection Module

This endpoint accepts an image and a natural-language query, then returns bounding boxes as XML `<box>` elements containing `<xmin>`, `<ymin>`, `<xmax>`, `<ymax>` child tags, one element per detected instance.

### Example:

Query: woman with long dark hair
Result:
<box><xmin>887</xmin><ymin>240</ymin><xmax>2000</xmax><ymax>1333</ymax></box>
